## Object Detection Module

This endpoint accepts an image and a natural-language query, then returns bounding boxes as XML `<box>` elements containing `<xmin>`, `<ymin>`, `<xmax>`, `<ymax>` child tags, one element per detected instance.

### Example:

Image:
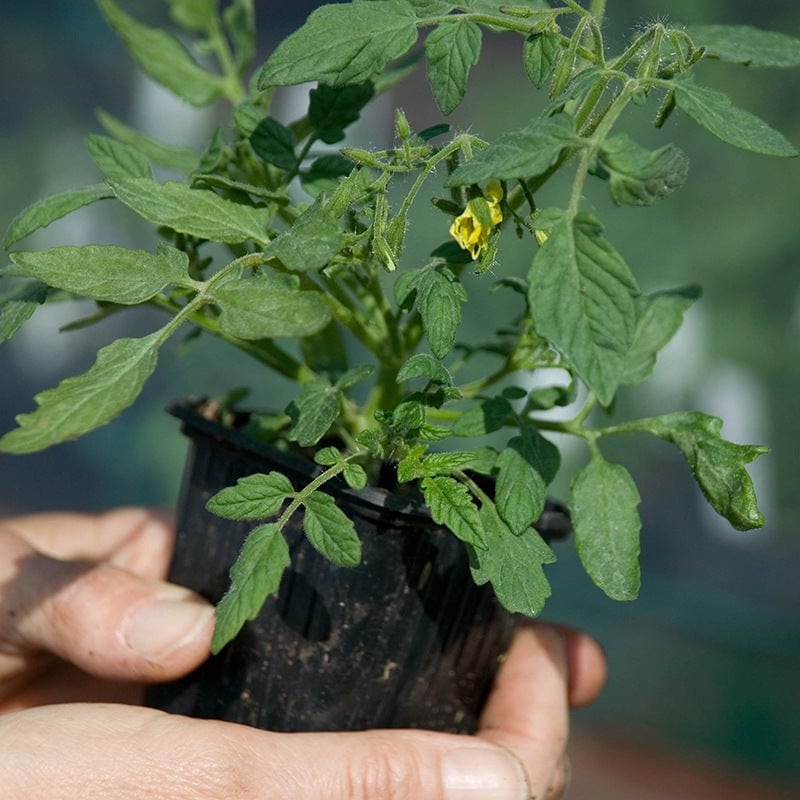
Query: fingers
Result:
<box><xmin>561</xmin><ymin>625</ymin><xmax>607</xmax><ymax>708</ymax></box>
<box><xmin>1</xmin><ymin>703</ymin><xmax>534</xmax><ymax>800</ymax></box>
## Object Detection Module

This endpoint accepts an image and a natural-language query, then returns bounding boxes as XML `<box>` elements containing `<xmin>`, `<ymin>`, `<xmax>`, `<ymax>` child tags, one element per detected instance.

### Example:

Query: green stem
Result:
<box><xmin>208</xmin><ymin>17</ymin><xmax>246</xmax><ymax>105</ymax></box>
<box><xmin>589</xmin><ymin>0</ymin><xmax>607</xmax><ymax>26</ymax></box>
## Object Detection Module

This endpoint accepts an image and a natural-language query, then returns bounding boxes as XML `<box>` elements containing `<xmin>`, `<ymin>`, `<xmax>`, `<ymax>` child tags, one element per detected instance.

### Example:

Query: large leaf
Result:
<box><xmin>212</xmin><ymin>523</ymin><xmax>290</xmax><ymax>653</ymax></box>
<box><xmin>424</xmin><ymin>19</ymin><xmax>482</xmax><ymax>115</ymax></box>
<box><xmin>686</xmin><ymin>24</ymin><xmax>800</xmax><ymax>69</ymax></box>
<box><xmin>630</xmin><ymin>412</ymin><xmax>767</xmax><ymax>530</ymax></box>
<box><xmin>4</xmin><ymin>184</ymin><xmax>113</xmax><ymax>249</ymax></box>
<box><xmin>309</xmin><ymin>82</ymin><xmax>375</xmax><ymax>144</ymax></box>
<box><xmin>258</xmin><ymin>2</ymin><xmax>418</xmax><ymax>88</ymax></box>
<box><xmin>96</xmin><ymin>0</ymin><xmax>225</xmax><ymax>106</ymax></box>
<box><xmin>263</xmin><ymin>202</ymin><xmax>343</xmax><ymax>272</ymax></box>
<box><xmin>0</xmin><ymin>331</ymin><xmax>162</xmax><ymax>453</ymax></box>
<box><xmin>302</xmin><ymin>491</ymin><xmax>362</xmax><ymax>567</ymax></box>
<box><xmin>211</xmin><ymin>275</ymin><xmax>330</xmax><ymax>340</ymax></box>
<box><xmin>620</xmin><ymin>285</ymin><xmax>701</xmax><ymax>386</ymax></box>
<box><xmin>206</xmin><ymin>472</ymin><xmax>294</xmax><ymax>520</ymax></box>
<box><xmin>528</xmin><ymin>211</ymin><xmax>639</xmax><ymax>405</ymax></box>
<box><xmin>250</xmin><ymin>117</ymin><xmax>297</xmax><ymax>171</ymax></box>
<box><xmin>446</xmin><ymin>114</ymin><xmax>576</xmax><ymax>186</ymax></box>
<box><xmin>595</xmin><ymin>134</ymin><xmax>688</xmax><ymax>206</ymax></box>
<box><xmin>10</xmin><ymin>245</ymin><xmax>190</xmax><ymax>304</ymax></box>
<box><xmin>421</xmin><ymin>474</ymin><xmax>486</xmax><ymax>549</ymax></box>
<box><xmin>569</xmin><ymin>455</ymin><xmax>641</xmax><ymax>601</ymax></box>
<box><xmin>673</xmin><ymin>76</ymin><xmax>797</xmax><ymax>157</ymax></box>
<box><xmin>107</xmin><ymin>178</ymin><xmax>271</xmax><ymax>244</ymax></box>
<box><xmin>0</xmin><ymin>283</ymin><xmax>48</xmax><ymax>343</ymax></box>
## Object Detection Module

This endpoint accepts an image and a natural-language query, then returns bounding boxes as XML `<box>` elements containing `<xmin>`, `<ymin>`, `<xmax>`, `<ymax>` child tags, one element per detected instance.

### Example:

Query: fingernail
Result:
<box><xmin>124</xmin><ymin>598</ymin><xmax>214</xmax><ymax>661</ymax></box>
<box><xmin>442</xmin><ymin>746</ymin><xmax>529</xmax><ymax>800</ymax></box>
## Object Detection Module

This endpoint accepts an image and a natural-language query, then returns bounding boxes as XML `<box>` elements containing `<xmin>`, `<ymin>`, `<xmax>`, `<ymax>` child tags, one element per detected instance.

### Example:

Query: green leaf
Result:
<box><xmin>686</xmin><ymin>24</ymin><xmax>800</xmax><ymax>69</ymax></box>
<box><xmin>301</xmin><ymin>155</ymin><xmax>355</xmax><ymax>197</ymax></box>
<box><xmin>4</xmin><ymin>184</ymin><xmax>113</xmax><ymax>249</ymax></box>
<box><xmin>96</xmin><ymin>109</ymin><xmax>201</xmax><ymax>173</ymax></box>
<box><xmin>301</xmin><ymin>322</ymin><xmax>349</xmax><ymax>379</ymax></box>
<box><xmin>165</xmin><ymin>0</ymin><xmax>217</xmax><ymax>32</ymax></box>
<box><xmin>250</xmin><ymin>117</ymin><xmax>296</xmax><ymax>171</ymax></box>
<box><xmin>528</xmin><ymin>210</ymin><xmax>639</xmax><ymax>405</ymax></box>
<box><xmin>263</xmin><ymin>201</ymin><xmax>342</xmax><ymax>272</ymax></box>
<box><xmin>211</xmin><ymin>275</ymin><xmax>330</xmax><ymax>340</ymax></box>
<box><xmin>424</xmin><ymin>19</ymin><xmax>482</xmax><ymax>115</ymax></box>
<box><xmin>631</xmin><ymin>412</ymin><xmax>767</xmax><ymax>530</ymax></box>
<box><xmin>421</xmin><ymin>474</ymin><xmax>486</xmax><ymax>549</ymax></box>
<box><xmin>86</xmin><ymin>134</ymin><xmax>152</xmax><ymax>179</ymax></box>
<box><xmin>396</xmin><ymin>353</ymin><xmax>453</xmax><ymax>386</ymax></box>
<box><xmin>309</xmin><ymin>82</ymin><xmax>375</xmax><ymax>144</ymax></box>
<box><xmin>672</xmin><ymin>76</ymin><xmax>797</xmax><ymax>157</ymax></box>
<box><xmin>469</xmin><ymin>501</ymin><xmax>554</xmax><ymax>616</ymax></box>
<box><xmin>0</xmin><ymin>282</ymin><xmax>48</xmax><ymax>343</ymax></box>
<box><xmin>398</xmin><ymin>450</ymin><xmax>478</xmax><ymax>481</ymax></box>
<box><xmin>415</xmin><ymin>265</ymin><xmax>468</xmax><ymax>360</ymax></box>
<box><xmin>496</xmin><ymin>428</ymin><xmax>559</xmax><ymax>534</ymax></box>
<box><xmin>336</xmin><ymin>364</ymin><xmax>375</xmax><ymax>391</ymax></box>
<box><xmin>10</xmin><ymin>245</ymin><xmax>190</xmax><ymax>304</ymax></box>
<box><xmin>223</xmin><ymin>0</ymin><xmax>256</xmax><ymax>70</ymax></box>
<box><xmin>343</xmin><ymin>463</ymin><xmax>368</xmax><ymax>490</ymax></box>
<box><xmin>620</xmin><ymin>285</ymin><xmax>701</xmax><ymax>386</ymax></box>
<box><xmin>523</xmin><ymin>30</ymin><xmax>560</xmax><ymax>89</ymax></box>
<box><xmin>285</xmin><ymin>379</ymin><xmax>341</xmax><ymax>447</ymax></box>
<box><xmin>452</xmin><ymin>396</ymin><xmax>513</xmax><ymax>437</ymax></box>
<box><xmin>0</xmin><ymin>331</ymin><xmax>162</xmax><ymax>453</ymax></box>
<box><xmin>96</xmin><ymin>0</ymin><xmax>224</xmax><ymax>106</ymax></box>
<box><xmin>107</xmin><ymin>178</ymin><xmax>271</xmax><ymax>244</ymax></box>
<box><xmin>446</xmin><ymin>114</ymin><xmax>577</xmax><ymax>185</ymax></box>
<box><xmin>595</xmin><ymin>134</ymin><xmax>688</xmax><ymax>206</ymax></box>
<box><xmin>303</xmin><ymin>491</ymin><xmax>362</xmax><ymax>567</ymax></box>
<box><xmin>212</xmin><ymin>523</ymin><xmax>290</xmax><ymax>653</ymax></box>
<box><xmin>258</xmin><ymin>2</ymin><xmax>418</xmax><ymax>88</ymax></box>
<box><xmin>206</xmin><ymin>471</ymin><xmax>294</xmax><ymax>520</ymax></box>
<box><xmin>569</xmin><ymin>456</ymin><xmax>641</xmax><ymax>601</ymax></box>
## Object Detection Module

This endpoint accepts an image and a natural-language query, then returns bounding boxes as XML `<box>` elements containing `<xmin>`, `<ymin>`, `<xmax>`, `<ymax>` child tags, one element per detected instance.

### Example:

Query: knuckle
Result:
<box><xmin>341</xmin><ymin>737</ymin><xmax>426</xmax><ymax>800</ymax></box>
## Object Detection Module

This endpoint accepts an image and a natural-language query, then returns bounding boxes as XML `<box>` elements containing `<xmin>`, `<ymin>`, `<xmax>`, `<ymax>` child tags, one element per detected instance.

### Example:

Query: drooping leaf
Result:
<box><xmin>469</xmin><ymin>501</ymin><xmax>555</xmax><ymax>616</ymax></box>
<box><xmin>595</xmin><ymin>134</ymin><xmax>688</xmax><ymax>206</ymax></box>
<box><xmin>569</xmin><ymin>455</ymin><xmax>641</xmax><ymax>601</ymax></box>
<box><xmin>309</xmin><ymin>82</ymin><xmax>375</xmax><ymax>144</ymax></box>
<box><xmin>0</xmin><ymin>282</ymin><xmax>48</xmax><ymax>343</ymax></box>
<box><xmin>212</xmin><ymin>523</ymin><xmax>290</xmax><ymax>653</ymax></box>
<box><xmin>107</xmin><ymin>178</ymin><xmax>271</xmax><ymax>244</ymax></box>
<box><xmin>446</xmin><ymin>114</ymin><xmax>577</xmax><ymax>185</ymax></box>
<box><xmin>211</xmin><ymin>275</ymin><xmax>330</xmax><ymax>340</ymax></box>
<box><xmin>673</xmin><ymin>76</ymin><xmax>797</xmax><ymax>157</ymax></box>
<box><xmin>285</xmin><ymin>379</ymin><xmax>342</xmax><ymax>447</ymax></box>
<box><xmin>263</xmin><ymin>202</ymin><xmax>342</xmax><ymax>272</ymax></box>
<box><xmin>96</xmin><ymin>0</ymin><xmax>225</xmax><ymax>106</ymax></box>
<box><xmin>522</xmin><ymin>30</ymin><xmax>560</xmax><ymax>89</ymax></box>
<box><xmin>86</xmin><ymin>134</ymin><xmax>152</xmax><ymax>179</ymax></box>
<box><xmin>206</xmin><ymin>471</ymin><xmax>294</xmax><ymax>520</ymax></box>
<box><xmin>452</xmin><ymin>396</ymin><xmax>513</xmax><ymax>437</ymax></box>
<box><xmin>0</xmin><ymin>331</ymin><xmax>162</xmax><ymax>453</ymax></box>
<box><xmin>4</xmin><ymin>184</ymin><xmax>113</xmax><ymax>249</ymax></box>
<box><xmin>686</xmin><ymin>24</ymin><xmax>800</xmax><ymax>69</ymax></box>
<box><xmin>421</xmin><ymin>474</ymin><xmax>486</xmax><ymax>548</ymax></box>
<box><xmin>250</xmin><ymin>117</ymin><xmax>296</xmax><ymax>171</ymax></box>
<box><xmin>258</xmin><ymin>2</ymin><xmax>418</xmax><ymax>88</ymax></box>
<box><xmin>620</xmin><ymin>285</ymin><xmax>701</xmax><ymax>386</ymax></box>
<box><xmin>527</xmin><ymin>210</ymin><xmax>639</xmax><ymax>405</ymax></box>
<box><xmin>303</xmin><ymin>490</ymin><xmax>362</xmax><ymax>566</ymax></box>
<box><xmin>10</xmin><ymin>245</ymin><xmax>190</xmax><ymax>304</ymax></box>
<box><xmin>424</xmin><ymin>19</ymin><xmax>482</xmax><ymax>114</ymax></box>
<box><xmin>630</xmin><ymin>412</ymin><xmax>767</xmax><ymax>530</ymax></box>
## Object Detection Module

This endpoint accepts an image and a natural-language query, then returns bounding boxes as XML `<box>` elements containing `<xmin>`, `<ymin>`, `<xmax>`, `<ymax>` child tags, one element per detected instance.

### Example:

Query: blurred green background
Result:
<box><xmin>1</xmin><ymin>1</ymin><xmax>798</xmax><ymax>793</ymax></box>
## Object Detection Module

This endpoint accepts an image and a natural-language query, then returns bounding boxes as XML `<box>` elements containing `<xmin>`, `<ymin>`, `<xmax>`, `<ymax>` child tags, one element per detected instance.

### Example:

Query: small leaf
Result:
<box><xmin>211</xmin><ymin>275</ymin><xmax>330</xmax><ymax>340</ymax></box>
<box><xmin>673</xmin><ymin>76</ymin><xmax>797</xmax><ymax>157</ymax></box>
<box><xmin>620</xmin><ymin>285</ymin><xmax>701</xmax><ymax>386</ymax></box>
<box><xmin>421</xmin><ymin>474</ymin><xmax>486</xmax><ymax>549</ymax></box>
<box><xmin>314</xmin><ymin>446</ymin><xmax>342</xmax><ymax>466</ymax></box>
<box><xmin>452</xmin><ymin>396</ymin><xmax>513</xmax><ymax>437</ymax></box>
<box><xmin>0</xmin><ymin>331</ymin><xmax>162</xmax><ymax>453</ymax></box>
<box><xmin>165</xmin><ymin>0</ymin><xmax>217</xmax><ymax>32</ymax></box>
<box><xmin>223</xmin><ymin>0</ymin><xmax>256</xmax><ymax>70</ymax></box>
<box><xmin>343</xmin><ymin>463</ymin><xmax>368</xmax><ymax>490</ymax></box>
<box><xmin>250</xmin><ymin>117</ymin><xmax>296</xmax><ymax>171</ymax></box>
<box><xmin>303</xmin><ymin>491</ymin><xmax>362</xmax><ymax>566</ymax></box>
<box><xmin>309</xmin><ymin>82</ymin><xmax>375</xmax><ymax>144</ymax></box>
<box><xmin>396</xmin><ymin>353</ymin><xmax>453</xmax><ymax>386</ymax></box>
<box><xmin>206</xmin><ymin>472</ymin><xmax>294</xmax><ymax>520</ymax></box>
<box><xmin>424</xmin><ymin>19</ymin><xmax>482</xmax><ymax>115</ymax></box>
<box><xmin>0</xmin><ymin>282</ymin><xmax>48</xmax><ymax>343</ymax></box>
<box><xmin>10</xmin><ymin>245</ymin><xmax>190</xmax><ymax>304</ymax></box>
<box><xmin>523</xmin><ymin>30</ymin><xmax>560</xmax><ymax>89</ymax></box>
<box><xmin>107</xmin><ymin>178</ymin><xmax>271</xmax><ymax>244</ymax></box>
<box><xmin>336</xmin><ymin>364</ymin><xmax>375</xmax><ymax>391</ymax></box>
<box><xmin>595</xmin><ymin>134</ymin><xmax>688</xmax><ymax>206</ymax></box>
<box><xmin>263</xmin><ymin>201</ymin><xmax>342</xmax><ymax>272</ymax></box>
<box><xmin>212</xmin><ymin>523</ymin><xmax>290</xmax><ymax>653</ymax></box>
<box><xmin>4</xmin><ymin>184</ymin><xmax>113</xmax><ymax>249</ymax></box>
<box><xmin>285</xmin><ymin>380</ymin><xmax>341</xmax><ymax>447</ymax></box>
<box><xmin>86</xmin><ymin>134</ymin><xmax>152</xmax><ymax>179</ymax></box>
<box><xmin>447</xmin><ymin>114</ymin><xmax>576</xmax><ymax>186</ymax></box>
<box><xmin>416</xmin><ymin>265</ymin><xmax>468</xmax><ymax>360</ymax></box>
<box><xmin>686</xmin><ymin>24</ymin><xmax>800</xmax><ymax>69</ymax></box>
<box><xmin>569</xmin><ymin>456</ymin><xmax>641</xmax><ymax>601</ymax></box>
<box><xmin>97</xmin><ymin>0</ymin><xmax>225</xmax><ymax>106</ymax></box>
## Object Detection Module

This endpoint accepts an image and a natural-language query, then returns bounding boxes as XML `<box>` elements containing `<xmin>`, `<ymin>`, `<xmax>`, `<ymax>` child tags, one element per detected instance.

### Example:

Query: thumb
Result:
<box><xmin>0</xmin><ymin>529</ymin><xmax>213</xmax><ymax>683</ymax></box>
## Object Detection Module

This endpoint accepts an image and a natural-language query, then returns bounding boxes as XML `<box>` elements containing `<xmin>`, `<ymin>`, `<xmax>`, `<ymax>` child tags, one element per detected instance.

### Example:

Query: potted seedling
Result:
<box><xmin>2</xmin><ymin>0</ymin><xmax>798</xmax><ymax>732</ymax></box>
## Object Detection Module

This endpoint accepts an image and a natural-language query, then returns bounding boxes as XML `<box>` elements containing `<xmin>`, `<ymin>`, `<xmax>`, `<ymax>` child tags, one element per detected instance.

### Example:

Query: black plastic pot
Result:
<box><xmin>146</xmin><ymin>402</ymin><xmax>570</xmax><ymax>733</ymax></box>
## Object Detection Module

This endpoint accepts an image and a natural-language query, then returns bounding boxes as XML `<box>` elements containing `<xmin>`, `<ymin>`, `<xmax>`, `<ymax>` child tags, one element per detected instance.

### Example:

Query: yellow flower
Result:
<box><xmin>449</xmin><ymin>181</ymin><xmax>503</xmax><ymax>259</ymax></box>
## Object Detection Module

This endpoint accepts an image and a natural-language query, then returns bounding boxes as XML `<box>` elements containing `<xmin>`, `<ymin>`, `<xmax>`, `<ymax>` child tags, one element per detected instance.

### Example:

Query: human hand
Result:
<box><xmin>0</xmin><ymin>508</ymin><xmax>605</xmax><ymax>799</ymax></box>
